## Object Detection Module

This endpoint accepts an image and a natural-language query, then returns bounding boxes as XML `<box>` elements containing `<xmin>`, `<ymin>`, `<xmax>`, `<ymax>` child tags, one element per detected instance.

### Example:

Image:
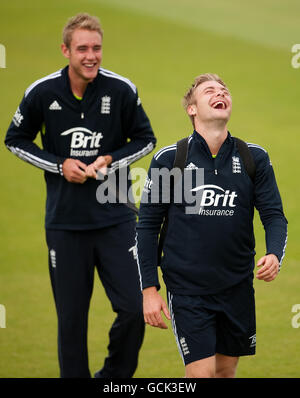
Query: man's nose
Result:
<box><xmin>216</xmin><ymin>90</ymin><xmax>225</xmax><ymax>97</ymax></box>
<box><xmin>86</xmin><ymin>48</ymin><xmax>97</xmax><ymax>59</ymax></box>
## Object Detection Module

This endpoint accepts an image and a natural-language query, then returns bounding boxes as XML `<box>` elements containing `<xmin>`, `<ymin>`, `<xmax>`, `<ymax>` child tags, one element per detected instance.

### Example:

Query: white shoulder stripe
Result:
<box><xmin>25</xmin><ymin>70</ymin><xmax>62</xmax><ymax>97</ymax></box>
<box><xmin>99</xmin><ymin>68</ymin><xmax>137</xmax><ymax>94</ymax></box>
<box><xmin>154</xmin><ymin>146</ymin><xmax>176</xmax><ymax>160</ymax></box>
<box><xmin>247</xmin><ymin>143</ymin><xmax>267</xmax><ymax>153</ymax></box>
<box><xmin>154</xmin><ymin>135</ymin><xmax>193</xmax><ymax>161</ymax></box>
<box><xmin>154</xmin><ymin>144</ymin><xmax>176</xmax><ymax>160</ymax></box>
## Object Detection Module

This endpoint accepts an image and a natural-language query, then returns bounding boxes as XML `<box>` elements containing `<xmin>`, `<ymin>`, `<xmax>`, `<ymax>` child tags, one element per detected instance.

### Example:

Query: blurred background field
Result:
<box><xmin>0</xmin><ymin>0</ymin><xmax>299</xmax><ymax>378</ymax></box>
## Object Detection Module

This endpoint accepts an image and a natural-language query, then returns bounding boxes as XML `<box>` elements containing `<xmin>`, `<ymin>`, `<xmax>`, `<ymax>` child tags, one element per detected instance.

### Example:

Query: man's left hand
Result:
<box><xmin>256</xmin><ymin>254</ymin><xmax>280</xmax><ymax>282</ymax></box>
<box><xmin>85</xmin><ymin>155</ymin><xmax>113</xmax><ymax>179</ymax></box>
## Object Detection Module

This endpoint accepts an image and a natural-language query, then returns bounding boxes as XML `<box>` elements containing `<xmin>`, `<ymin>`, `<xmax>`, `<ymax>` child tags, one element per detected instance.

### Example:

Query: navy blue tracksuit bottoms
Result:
<box><xmin>46</xmin><ymin>220</ymin><xmax>145</xmax><ymax>378</ymax></box>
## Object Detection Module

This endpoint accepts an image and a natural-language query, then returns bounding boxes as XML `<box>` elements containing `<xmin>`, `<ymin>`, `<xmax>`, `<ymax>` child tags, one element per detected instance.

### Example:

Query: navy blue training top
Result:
<box><xmin>5</xmin><ymin>66</ymin><xmax>156</xmax><ymax>230</ymax></box>
<box><xmin>136</xmin><ymin>131</ymin><xmax>288</xmax><ymax>295</ymax></box>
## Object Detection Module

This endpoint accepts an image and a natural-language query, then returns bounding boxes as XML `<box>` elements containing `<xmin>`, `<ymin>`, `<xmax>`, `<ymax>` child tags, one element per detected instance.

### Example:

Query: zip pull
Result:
<box><xmin>212</xmin><ymin>154</ymin><xmax>218</xmax><ymax>175</ymax></box>
<box><xmin>81</xmin><ymin>112</ymin><xmax>84</xmax><ymax>119</ymax></box>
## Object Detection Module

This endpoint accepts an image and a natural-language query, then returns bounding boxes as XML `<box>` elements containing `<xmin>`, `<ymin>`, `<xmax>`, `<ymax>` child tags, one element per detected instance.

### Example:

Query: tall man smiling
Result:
<box><xmin>136</xmin><ymin>73</ymin><xmax>287</xmax><ymax>378</ymax></box>
<box><xmin>5</xmin><ymin>13</ymin><xmax>156</xmax><ymax>378</ymax></box>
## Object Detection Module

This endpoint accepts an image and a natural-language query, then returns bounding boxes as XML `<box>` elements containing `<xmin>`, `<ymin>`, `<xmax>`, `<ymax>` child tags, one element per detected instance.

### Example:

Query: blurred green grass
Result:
<box><xmin>0</xmin><ymin>0</ymin><xmax>299</xmax><ymax>378</ymax></box>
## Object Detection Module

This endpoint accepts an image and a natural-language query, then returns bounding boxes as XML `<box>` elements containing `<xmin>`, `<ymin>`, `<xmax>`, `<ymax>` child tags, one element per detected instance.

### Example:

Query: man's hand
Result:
<box><xmin>256</xmin><ymin>254</ymin><xmax>280</xmax><ymax>282</ymax></box>
<box><xmin>62</xmin><ymin>159</ymin><xmax>88</xmax><ymax>184</ymax></box>
<box><xmin>143</xmin><ymin>286</ymin><xmax>171</xmax><ymax>329</ymax></box>
<box><xmin>85</xmin><ymin>155</ymin><xmax>113</xmax><ymax>179</ymax></box>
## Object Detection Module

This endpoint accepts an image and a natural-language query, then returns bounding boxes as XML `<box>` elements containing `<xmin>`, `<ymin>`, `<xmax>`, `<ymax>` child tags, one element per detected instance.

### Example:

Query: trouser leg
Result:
<box><xmin>93</xmin><ymin>221</ymin><xmax>145</xmax><ymax>378</ymax></box>
<box><xmin>46</xmin><ymin>229</ymin><xmax>94</xmax><ymax>378</ymax></box>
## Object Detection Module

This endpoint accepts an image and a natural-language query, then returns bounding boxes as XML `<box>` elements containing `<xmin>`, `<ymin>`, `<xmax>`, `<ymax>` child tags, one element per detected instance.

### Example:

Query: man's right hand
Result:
<box><xmin>143</xmin><ymin>286</ymin><xmax>171</xmax><ymax>329</ymax></box>
<box><xmin>62</xmin><ymin>159</ymin><xmax>88</xmax><ymax>184</ymax></box>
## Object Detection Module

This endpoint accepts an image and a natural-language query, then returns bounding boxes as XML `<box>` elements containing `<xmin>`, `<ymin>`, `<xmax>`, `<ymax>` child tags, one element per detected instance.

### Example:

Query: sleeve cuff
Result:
<box><xmin>57</xmin><ymin>158</ymin><xmax>66</xmax><ymax>176</ymax></box>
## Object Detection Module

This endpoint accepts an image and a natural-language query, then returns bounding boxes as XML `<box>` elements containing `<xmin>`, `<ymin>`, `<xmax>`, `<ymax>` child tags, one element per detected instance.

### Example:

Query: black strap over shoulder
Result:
<box><xmin>234</xmin><ymin>137</ymin><xmax>256</xmax><ymax>183</ymax></box>
<box><xmin>157</xmin><ymin>137</ymin><xmax>189</xmax><ymax>266</ymax></box>
<box><xmin>173</xmin><ymin>137</ymin><xmax>189</xmax><ymax>172</ymax></box>
<box><xmin>173</xmin><ymin>136</ymin><xmax>256</xmax><ymax>181</ymax></box>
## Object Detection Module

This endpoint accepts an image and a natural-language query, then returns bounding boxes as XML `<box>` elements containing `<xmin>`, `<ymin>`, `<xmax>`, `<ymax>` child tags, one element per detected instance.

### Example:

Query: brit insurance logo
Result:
<box><xmin>61</xmin><ymin>127</ymin><xmax>103</xmax><ymax>157</ymax></box>
<box><xmin>190</xmin><ymin>184</ymin><xmax>237</xmax><ymax>216</ymax></box>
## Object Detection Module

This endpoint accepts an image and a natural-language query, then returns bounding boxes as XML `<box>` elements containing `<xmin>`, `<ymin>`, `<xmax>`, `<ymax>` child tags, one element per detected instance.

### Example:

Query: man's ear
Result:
<box><xmin>61</xmin><ymin>43</ymin><xmax>70</xmax><ymax>59</ymax></box>
<box><xmin>187</xmin><ymin>104</ymin><xmax>196</xmax><ymax>116</ymax></box>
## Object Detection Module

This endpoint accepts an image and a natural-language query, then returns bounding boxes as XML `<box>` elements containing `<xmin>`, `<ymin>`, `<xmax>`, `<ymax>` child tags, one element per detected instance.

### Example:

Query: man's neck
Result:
<box><xmin>194</xmin><ymin>120</ymin><xmax>228</xmax><ymax>156</ymax></box>
<box><xmin>68</xmin><ymin>67</ymin><xmax>90</xmax><ymax>98</ymax></box>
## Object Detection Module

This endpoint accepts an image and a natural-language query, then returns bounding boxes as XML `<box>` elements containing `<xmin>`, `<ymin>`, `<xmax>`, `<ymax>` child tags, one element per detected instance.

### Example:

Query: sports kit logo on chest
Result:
<box><xmin>61</xmin><ymin>127</ymin><xmax>103</xmax><ymax>157</ymax></box>
<box><xmin>190</xmin><ymin>183</ymin><xmax>238</xmax><ymax>216</ymax></box>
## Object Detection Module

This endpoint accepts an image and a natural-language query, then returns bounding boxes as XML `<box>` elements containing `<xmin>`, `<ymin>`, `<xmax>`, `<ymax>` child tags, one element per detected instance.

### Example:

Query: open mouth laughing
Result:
<box><xmin>210</xmin><ymin>100</ymin><xmax>228</xmax><ymax>110</ymax></box>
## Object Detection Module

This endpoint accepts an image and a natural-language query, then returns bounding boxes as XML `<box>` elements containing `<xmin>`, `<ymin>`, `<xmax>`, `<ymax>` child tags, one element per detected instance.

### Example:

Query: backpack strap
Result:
<box><xmin>234</xmin><ymin>137</ymin><xmax>256</xmax><ymax>183</ymax></box>
<box><xmin>173</xmin><ymin>137</ymin><xmax>189</xmax><ymax>172</ymax></box>
<box><xmin>157</xmin><ymin>137</ymin><xmax>189</xmax><ymax>266</ymax></box>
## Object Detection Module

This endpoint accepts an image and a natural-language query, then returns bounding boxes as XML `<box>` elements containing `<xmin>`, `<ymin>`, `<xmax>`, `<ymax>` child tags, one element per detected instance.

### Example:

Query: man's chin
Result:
<box><xmin>82</xmin><ymin>67</ymin><xmax>99</xmax><ymax>82</ymax></box>
<box><xmin>210</xmin><ymin>110</ymin><xmax>231</xmax><ymax>122</ymax></box>
<box><xmin>83</xmin><ymin>73</ymin><xmax>98</xmax><ymax>82</ymax></box>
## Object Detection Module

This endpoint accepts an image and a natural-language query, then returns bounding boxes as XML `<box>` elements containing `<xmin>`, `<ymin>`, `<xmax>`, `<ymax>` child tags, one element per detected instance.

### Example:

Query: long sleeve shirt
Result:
<box><xmin>5</xmin><ymin>66</ymin><xmax>156</xmax><ymax>230</ymax></box>
<box><xmin>136</xmin><ymin>131</ymin><xmax>288</xmax><ymax>295</ymax></box>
